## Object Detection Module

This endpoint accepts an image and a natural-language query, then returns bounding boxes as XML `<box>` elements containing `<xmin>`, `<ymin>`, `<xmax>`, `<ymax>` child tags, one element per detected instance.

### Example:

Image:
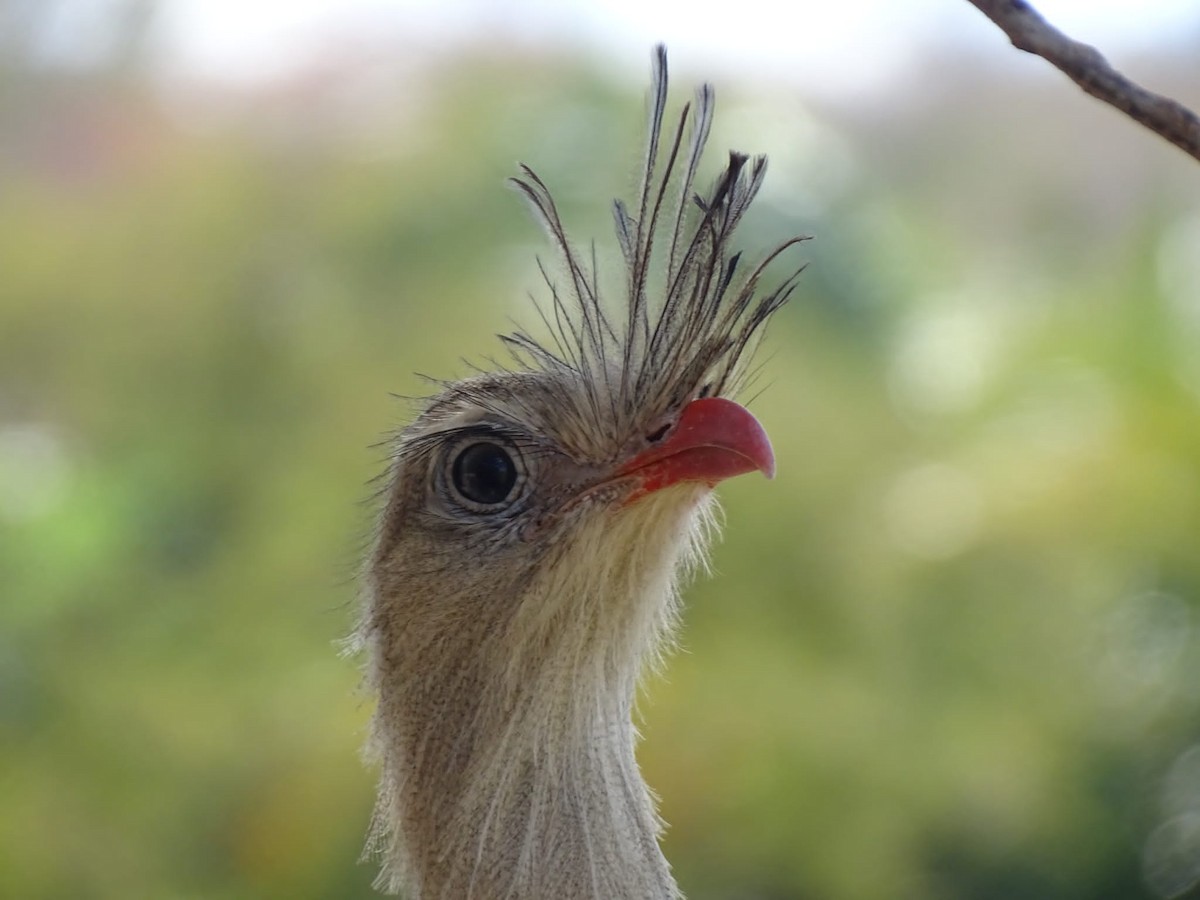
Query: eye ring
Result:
<box><xmin>445</xmin><ymin>439</ymin><xmax>526</xmax><ymax>511</ymax></box>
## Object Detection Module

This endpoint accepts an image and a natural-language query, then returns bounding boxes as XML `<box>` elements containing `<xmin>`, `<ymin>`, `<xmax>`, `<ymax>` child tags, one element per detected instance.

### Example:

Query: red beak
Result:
<box><xmin>616</xmin><ymin>397</ymin><xmax>775</xmax><ymax>504</ymax></box>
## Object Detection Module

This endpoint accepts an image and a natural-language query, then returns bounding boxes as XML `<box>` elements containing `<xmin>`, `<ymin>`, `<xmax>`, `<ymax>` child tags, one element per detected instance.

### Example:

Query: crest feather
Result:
<box><xmin>507</xmin><ymin>44</ymin><xmax>808</xmax><ymax>453</ymax></box>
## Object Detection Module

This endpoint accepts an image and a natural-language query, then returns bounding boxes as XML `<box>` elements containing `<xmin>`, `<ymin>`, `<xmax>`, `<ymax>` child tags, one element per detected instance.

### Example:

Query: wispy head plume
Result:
<box><xmin>506</xmin><ymin>44</ymin><xmax>809</xmax><ymax>455</ymax></box>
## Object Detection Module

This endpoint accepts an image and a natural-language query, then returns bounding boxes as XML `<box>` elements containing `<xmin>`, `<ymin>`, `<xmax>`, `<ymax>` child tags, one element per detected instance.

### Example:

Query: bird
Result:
<box><xmin>352</xmin><ymin>45</ymin><xmax>806</xmax><ymax>899</ymax></box>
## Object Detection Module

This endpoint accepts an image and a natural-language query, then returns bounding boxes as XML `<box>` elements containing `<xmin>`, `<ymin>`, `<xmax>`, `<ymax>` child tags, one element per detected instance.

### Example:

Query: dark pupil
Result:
<box><xmin>452</xmin><ymin>442</ymin><xmax>517</xmax><ymax>505</ymax></box>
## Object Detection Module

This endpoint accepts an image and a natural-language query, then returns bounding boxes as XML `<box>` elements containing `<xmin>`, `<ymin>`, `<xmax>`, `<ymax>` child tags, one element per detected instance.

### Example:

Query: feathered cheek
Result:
<box><xmin>514</xmin><ymin>478</ymin><xmax>622</xmax><ymax>544</ymax></box>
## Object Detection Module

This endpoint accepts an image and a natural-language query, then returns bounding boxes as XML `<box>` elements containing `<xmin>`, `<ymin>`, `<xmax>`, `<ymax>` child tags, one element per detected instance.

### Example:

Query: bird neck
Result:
<box><xmin>368</xmin><ymin>489</ymin><xmax>711</xmax><ymax>899</ymax></box>
<box><xmin>372</xmin><ymin>638</ymin><xmax>680</xmax><ymax>899</ymax></box>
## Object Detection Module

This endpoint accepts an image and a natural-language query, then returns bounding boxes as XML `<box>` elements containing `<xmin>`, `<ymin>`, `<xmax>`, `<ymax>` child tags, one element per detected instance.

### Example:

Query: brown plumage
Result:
<box><xmin>353</xmin><ymin>46</ymin><xmax>806</xmax><ymax>899</ymax></box>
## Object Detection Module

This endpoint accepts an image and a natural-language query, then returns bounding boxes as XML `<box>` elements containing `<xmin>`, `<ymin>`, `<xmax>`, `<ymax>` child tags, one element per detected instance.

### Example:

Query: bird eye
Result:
<box><xmin>450</xmin><ymin>442</ymin><xmax>519</xmax><ymax>507</ymax></box>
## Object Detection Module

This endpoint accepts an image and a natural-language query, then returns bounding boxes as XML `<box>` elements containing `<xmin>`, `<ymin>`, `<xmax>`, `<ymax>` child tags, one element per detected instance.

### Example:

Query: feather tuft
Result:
<box><xmin>508</xmin><ymin>44</ymin><xmax>808</xmax><ymax>457</ymax></box>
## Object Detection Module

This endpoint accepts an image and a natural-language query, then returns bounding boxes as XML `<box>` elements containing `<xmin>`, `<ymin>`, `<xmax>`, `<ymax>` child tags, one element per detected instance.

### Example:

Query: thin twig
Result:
<box><xmin>965</xmin><ymin>0</ymin><xmax>1200</xmax><ymax>164</ymax></box>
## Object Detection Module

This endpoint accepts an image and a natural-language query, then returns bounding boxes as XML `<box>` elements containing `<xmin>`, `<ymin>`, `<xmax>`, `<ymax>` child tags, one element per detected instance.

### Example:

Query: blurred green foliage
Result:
<box><xmin>3</xmin><ymin>6</ymin><xmax>1200</xmax><ymax>899</ymax></box>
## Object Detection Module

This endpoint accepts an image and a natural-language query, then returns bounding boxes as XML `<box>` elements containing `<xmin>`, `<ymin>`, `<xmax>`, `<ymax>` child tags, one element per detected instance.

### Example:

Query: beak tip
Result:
<box><xmin>759</xmin><ymin>454</ymin><xmax>776</xmax><ymax>481</ymax></box>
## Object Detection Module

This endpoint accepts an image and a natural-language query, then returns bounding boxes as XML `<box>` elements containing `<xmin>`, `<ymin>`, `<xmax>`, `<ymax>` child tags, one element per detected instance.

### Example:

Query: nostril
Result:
<box><xmin>645</xmin><ymin>423</ymin><xmax>671</xmax><ymax>443</ymax></box>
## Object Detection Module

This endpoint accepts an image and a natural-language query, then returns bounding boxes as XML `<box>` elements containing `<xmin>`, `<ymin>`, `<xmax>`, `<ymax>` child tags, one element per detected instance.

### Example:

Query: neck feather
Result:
<box><xmin>363</xmin><ymin>489</ymin><xmax>713</xmax><ymax>899</ymax></box>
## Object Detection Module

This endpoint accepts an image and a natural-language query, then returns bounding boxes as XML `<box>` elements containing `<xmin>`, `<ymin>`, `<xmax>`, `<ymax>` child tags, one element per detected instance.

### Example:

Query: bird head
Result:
<box><xmin>355</xmin><ymin>46</ymin><xmax>806</xmax><ymax>898</ymax></box>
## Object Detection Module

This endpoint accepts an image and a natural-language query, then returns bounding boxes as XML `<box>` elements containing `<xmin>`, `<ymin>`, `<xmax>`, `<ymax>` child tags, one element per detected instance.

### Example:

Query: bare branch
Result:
<box><xmin>966</xmin><ymin>0</ymin><xmax>1200</xmax><ymax>164</ymax></box>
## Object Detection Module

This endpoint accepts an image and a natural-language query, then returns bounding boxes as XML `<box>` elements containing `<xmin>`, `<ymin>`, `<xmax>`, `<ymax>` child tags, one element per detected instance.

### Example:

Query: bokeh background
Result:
<box><xmin>3</xmin><ymin>1</ymin><xmax>1200</xmax><ymax>898</ymax></box>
